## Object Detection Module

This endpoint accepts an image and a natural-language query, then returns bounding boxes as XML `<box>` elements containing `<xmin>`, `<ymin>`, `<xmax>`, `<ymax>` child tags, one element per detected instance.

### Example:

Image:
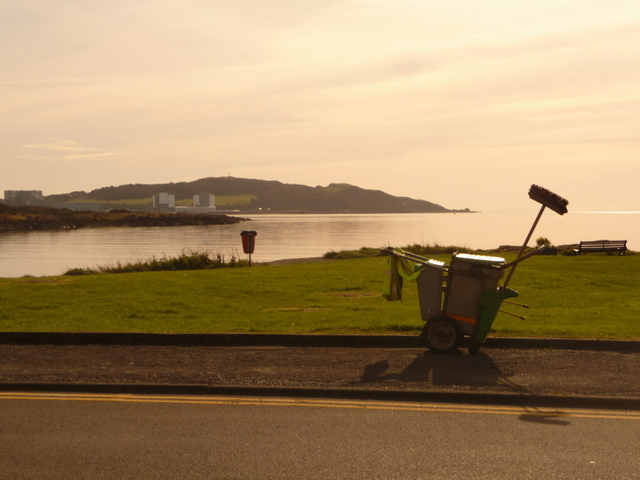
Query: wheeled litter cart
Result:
<box><xmin>382</xmin><ymin>185</ymin><xmax>569</xmax><ymax>354</ymax></box>
<box><xmin>384</xmin><ymin>248</ymin><xmax>540</xmax><ymax>354</ymax></box>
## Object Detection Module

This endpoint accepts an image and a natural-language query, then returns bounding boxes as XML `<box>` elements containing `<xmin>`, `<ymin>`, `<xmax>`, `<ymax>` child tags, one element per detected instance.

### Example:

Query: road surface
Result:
<box><xmin>2</xmin><ymin>392</ymin><xmax>639</xmax><ymax>479</ymax></box>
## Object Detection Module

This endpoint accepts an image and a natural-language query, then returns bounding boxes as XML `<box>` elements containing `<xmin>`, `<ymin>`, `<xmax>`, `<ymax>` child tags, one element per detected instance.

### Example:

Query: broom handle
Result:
<box><xmin>503</xmin><ymin>204</ymin><xmax>546</xmax><ymax>287</ymax></box>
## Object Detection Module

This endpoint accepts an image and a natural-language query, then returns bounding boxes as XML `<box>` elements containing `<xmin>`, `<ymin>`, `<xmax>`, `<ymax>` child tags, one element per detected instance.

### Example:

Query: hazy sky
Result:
<box><xmin>2</xmin><ymin>1</ymin><xmax>639</xmax><ymax>211</ymax></box>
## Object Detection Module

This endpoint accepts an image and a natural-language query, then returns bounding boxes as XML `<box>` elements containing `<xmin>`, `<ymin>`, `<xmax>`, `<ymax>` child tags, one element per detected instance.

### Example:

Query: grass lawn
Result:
<box><xmin>1</xmin><ymin>254</ymin><xmax>639</xmax><ymax>339</ymax></box>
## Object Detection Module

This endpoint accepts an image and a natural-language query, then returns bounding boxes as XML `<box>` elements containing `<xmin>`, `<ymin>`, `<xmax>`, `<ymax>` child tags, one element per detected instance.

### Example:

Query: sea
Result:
<box><xmin>0</xmin><ymin>210</ymin><xmax>638</xmax><ymax>278</ymax></box>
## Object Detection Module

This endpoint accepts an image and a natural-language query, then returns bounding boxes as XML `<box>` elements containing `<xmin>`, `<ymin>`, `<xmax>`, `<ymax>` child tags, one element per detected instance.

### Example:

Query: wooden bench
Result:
<box><xmin>574</xmin><ymin>240</ymin><xmax>627</xmax><ymax>255</ymax></box>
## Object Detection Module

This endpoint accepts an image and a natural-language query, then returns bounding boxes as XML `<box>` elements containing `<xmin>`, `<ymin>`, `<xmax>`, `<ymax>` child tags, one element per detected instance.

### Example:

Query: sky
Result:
<box><xmin>2</xmin><ymin>0</ymin><xmax>639</xmax><ymax>212</ymax></box>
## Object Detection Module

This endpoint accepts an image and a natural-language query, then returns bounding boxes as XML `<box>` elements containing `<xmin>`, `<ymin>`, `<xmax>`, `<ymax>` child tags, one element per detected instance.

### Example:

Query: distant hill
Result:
<box><xmin>45</xmin><ymin>177</ymin><xmax>462</xmax><ymax>213</ymax></box>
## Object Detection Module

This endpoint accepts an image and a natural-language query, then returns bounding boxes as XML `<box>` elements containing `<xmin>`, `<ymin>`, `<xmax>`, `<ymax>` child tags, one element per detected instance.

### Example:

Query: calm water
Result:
<box><xmin>1</xmin><ymin>211</ymin><xmax>638</xmax><ymax>277</ymax></box>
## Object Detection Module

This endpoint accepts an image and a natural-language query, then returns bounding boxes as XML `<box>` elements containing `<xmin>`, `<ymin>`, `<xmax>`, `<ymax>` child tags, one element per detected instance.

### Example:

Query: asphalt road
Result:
<box><xmin>2</xmin><ymin>392</ymin><xmax>639</xmax><ymax>480</ymax></box>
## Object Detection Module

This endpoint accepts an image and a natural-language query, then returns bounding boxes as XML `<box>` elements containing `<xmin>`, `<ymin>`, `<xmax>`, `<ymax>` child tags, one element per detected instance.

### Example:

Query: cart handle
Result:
<box><xmin>380</xmin><ymin>248</ymin><xmax>449</xmax><ymax>271</ymax></box>
<box><xmin>499</xmin><ymin>245</ymin><xmax>547</xmax><ymax>271</ymax></box>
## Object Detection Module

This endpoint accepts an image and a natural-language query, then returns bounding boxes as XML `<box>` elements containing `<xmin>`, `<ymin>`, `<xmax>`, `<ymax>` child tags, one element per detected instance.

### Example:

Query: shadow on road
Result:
<box><xmin>518</xmin><ymin>412</ymin><xmax>571</xmax><ymax>426</ymax></box>
<box><xmin>359</xmin><ymin>350</ymin><xmax>506</xmax><ymax>387</ymax></box>
<box><xmin>358</xmin><ymin>350</ymin><xmax>573</xmax><ymax>426</ymax></box>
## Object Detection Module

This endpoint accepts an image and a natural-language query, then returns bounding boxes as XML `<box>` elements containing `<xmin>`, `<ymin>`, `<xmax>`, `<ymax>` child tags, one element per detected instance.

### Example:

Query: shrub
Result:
<box><xmin>63</xmin><ymin>250</ymin><xmax>249</xmax><ymax>275</ymax></box>
<box><xmin>323</xmin><ymin>243</ymin><xmax>475</xmax><ymax>260</ymax></box>
<box><xmin>63</xmin><ymin>268</ymin><xmax>91</xmax><ymax>276</ymax></box>
<box><xmin>323</xmin><ymin>247</ymin><xmax>383</xmax><ymax>260</ymax></box>
<box><xmin>536</xmin><ymin>237</ymin><xmax>552</xmax><ymax>247</ymax></box>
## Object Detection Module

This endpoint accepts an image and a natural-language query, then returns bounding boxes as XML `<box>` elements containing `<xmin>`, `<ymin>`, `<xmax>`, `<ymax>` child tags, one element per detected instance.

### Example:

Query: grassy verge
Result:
<box><xmin>1</xmin><ymin>253</ymin><xmax>639</xmax><ymax>339</ymax></box>
<box><xmin>68</xmin><ymin>197</ymin><xmax>152</xmax><ymax>207</ymax></box>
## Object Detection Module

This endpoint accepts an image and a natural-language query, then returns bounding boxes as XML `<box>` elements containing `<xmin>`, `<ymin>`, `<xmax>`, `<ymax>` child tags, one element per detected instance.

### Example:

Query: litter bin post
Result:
<box><xmin>240</xmin><ymin>230</ymin><xmax>257</xmax><ymax>265</ymax></box>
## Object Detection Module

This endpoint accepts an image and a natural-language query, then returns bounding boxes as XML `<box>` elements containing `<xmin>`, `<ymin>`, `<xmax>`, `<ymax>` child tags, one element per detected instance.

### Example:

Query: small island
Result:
<box><xmin>0</xmin><ymin>204</ymin><xmax>245</xmax><ymax>231</ymax></box>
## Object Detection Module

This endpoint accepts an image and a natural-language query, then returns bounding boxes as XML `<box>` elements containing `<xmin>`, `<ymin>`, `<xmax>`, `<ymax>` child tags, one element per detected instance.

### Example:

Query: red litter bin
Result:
<box><xmin>240</xmin><ymin>230</ymin><xmax>257</xmax><ymax>265</ymax></box>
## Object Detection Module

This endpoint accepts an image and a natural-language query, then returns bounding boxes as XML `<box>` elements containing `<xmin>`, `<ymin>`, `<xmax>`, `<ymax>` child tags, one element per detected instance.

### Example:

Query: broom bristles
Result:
<box><xmin>528</xmin><ymin>184</ymin><xmax>569</xmax><ymax>215</ymax></box>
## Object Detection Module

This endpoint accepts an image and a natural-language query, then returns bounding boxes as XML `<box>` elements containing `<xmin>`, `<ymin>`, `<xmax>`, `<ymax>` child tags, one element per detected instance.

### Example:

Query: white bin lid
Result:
<box><xmin>454</xmin><ymin>253</ymin><xmax>505</xmax><ymax>266</ymax></box>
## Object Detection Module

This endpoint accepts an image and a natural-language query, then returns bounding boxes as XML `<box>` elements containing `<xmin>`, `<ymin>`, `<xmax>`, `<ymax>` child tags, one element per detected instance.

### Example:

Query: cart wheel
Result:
<box><xmin>422</xmin><ymin>316</ymin><xmax>462</xmax><ymax>354</ymax></box>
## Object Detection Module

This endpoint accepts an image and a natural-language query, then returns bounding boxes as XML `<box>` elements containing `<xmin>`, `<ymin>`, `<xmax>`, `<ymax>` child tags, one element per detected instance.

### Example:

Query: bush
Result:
<box><xmin>323</xmin><ymin>247</ymin><xmax>383</xmax><ymax>260</ymax></box>
<box><xmin>400</xmin><ymin>243</ymin><xmax>474</xmax><ymax>256</ymax></box>
<box><xmin>536</xmin><ymin>237</ymin><xmax>552</xmax><ymax>247</ymax></box>
<box><xmin>63</xmin><ymin>250</ymin><xmax>249</xmax><ymax>275</ymax></box>
<box><xmin>323</xmin><ymin>243</ymin><xmax>475</xmax><ymax>260</ymax></box>
<box><xmin>63</xmin><ymin>268</ymin><xmax>91</xmax><ymax>276</ymax></box>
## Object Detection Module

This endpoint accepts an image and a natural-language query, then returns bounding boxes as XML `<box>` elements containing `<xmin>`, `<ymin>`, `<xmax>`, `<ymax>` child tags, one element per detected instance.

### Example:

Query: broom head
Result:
<box><xmin>528</xmin><ymin>185</ymin><xmax>569</xmax><ymax>215</ymax></box>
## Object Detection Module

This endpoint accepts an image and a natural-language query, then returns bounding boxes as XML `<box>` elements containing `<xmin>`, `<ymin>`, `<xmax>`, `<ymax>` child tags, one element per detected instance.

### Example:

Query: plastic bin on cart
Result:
<box><xmin>416</xmin><ymin>259</ymin><xmax>447</xmax><ymax>321</ymax></box>
<box><xmin>444</xmin><ymin>254</ymin><xmax>506</xmax><ymax>335</ymax></box>
<box><xmin>420</xmin><ymin>253</ymin><xmax>520</xmax><ymax>353</ymax></box>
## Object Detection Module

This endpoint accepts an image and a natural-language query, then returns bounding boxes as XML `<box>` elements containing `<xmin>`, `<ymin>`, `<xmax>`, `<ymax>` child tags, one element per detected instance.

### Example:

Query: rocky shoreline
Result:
<box><xmin>0</xmin><ymin>205</ymin><xmax>246</xmax><ymax>231</ymax></box>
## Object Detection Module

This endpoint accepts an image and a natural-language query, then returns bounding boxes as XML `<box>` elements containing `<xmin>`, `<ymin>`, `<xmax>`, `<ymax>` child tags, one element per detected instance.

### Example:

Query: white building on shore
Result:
<box><xmin>152</xmin><ymin>192</ymin><xmax>175</xmax><ymax>212</ymax></box>
<box><xmin>192</xmin><ymin>192</ymin><xmax>215</xmax><ymax>209</ymax></box>
<box><xmin>4</xmin><ymin>190</ymin><xmax>44</xmax><ymax>205</ymax></box>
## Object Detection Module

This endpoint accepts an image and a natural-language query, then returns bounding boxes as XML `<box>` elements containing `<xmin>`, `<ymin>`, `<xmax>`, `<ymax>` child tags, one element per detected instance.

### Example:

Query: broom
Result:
<box><xmin>503</xmin><ymin>185</ymin><xmax>568</xmax><ymax>287</ymax></box>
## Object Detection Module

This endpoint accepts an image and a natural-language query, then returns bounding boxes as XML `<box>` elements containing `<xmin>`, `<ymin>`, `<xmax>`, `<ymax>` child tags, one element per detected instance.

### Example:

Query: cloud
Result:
<box><xmin>20</xmin><ymin>140</ymin><xmax>119</xmax><ymax>161</ymax></box>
